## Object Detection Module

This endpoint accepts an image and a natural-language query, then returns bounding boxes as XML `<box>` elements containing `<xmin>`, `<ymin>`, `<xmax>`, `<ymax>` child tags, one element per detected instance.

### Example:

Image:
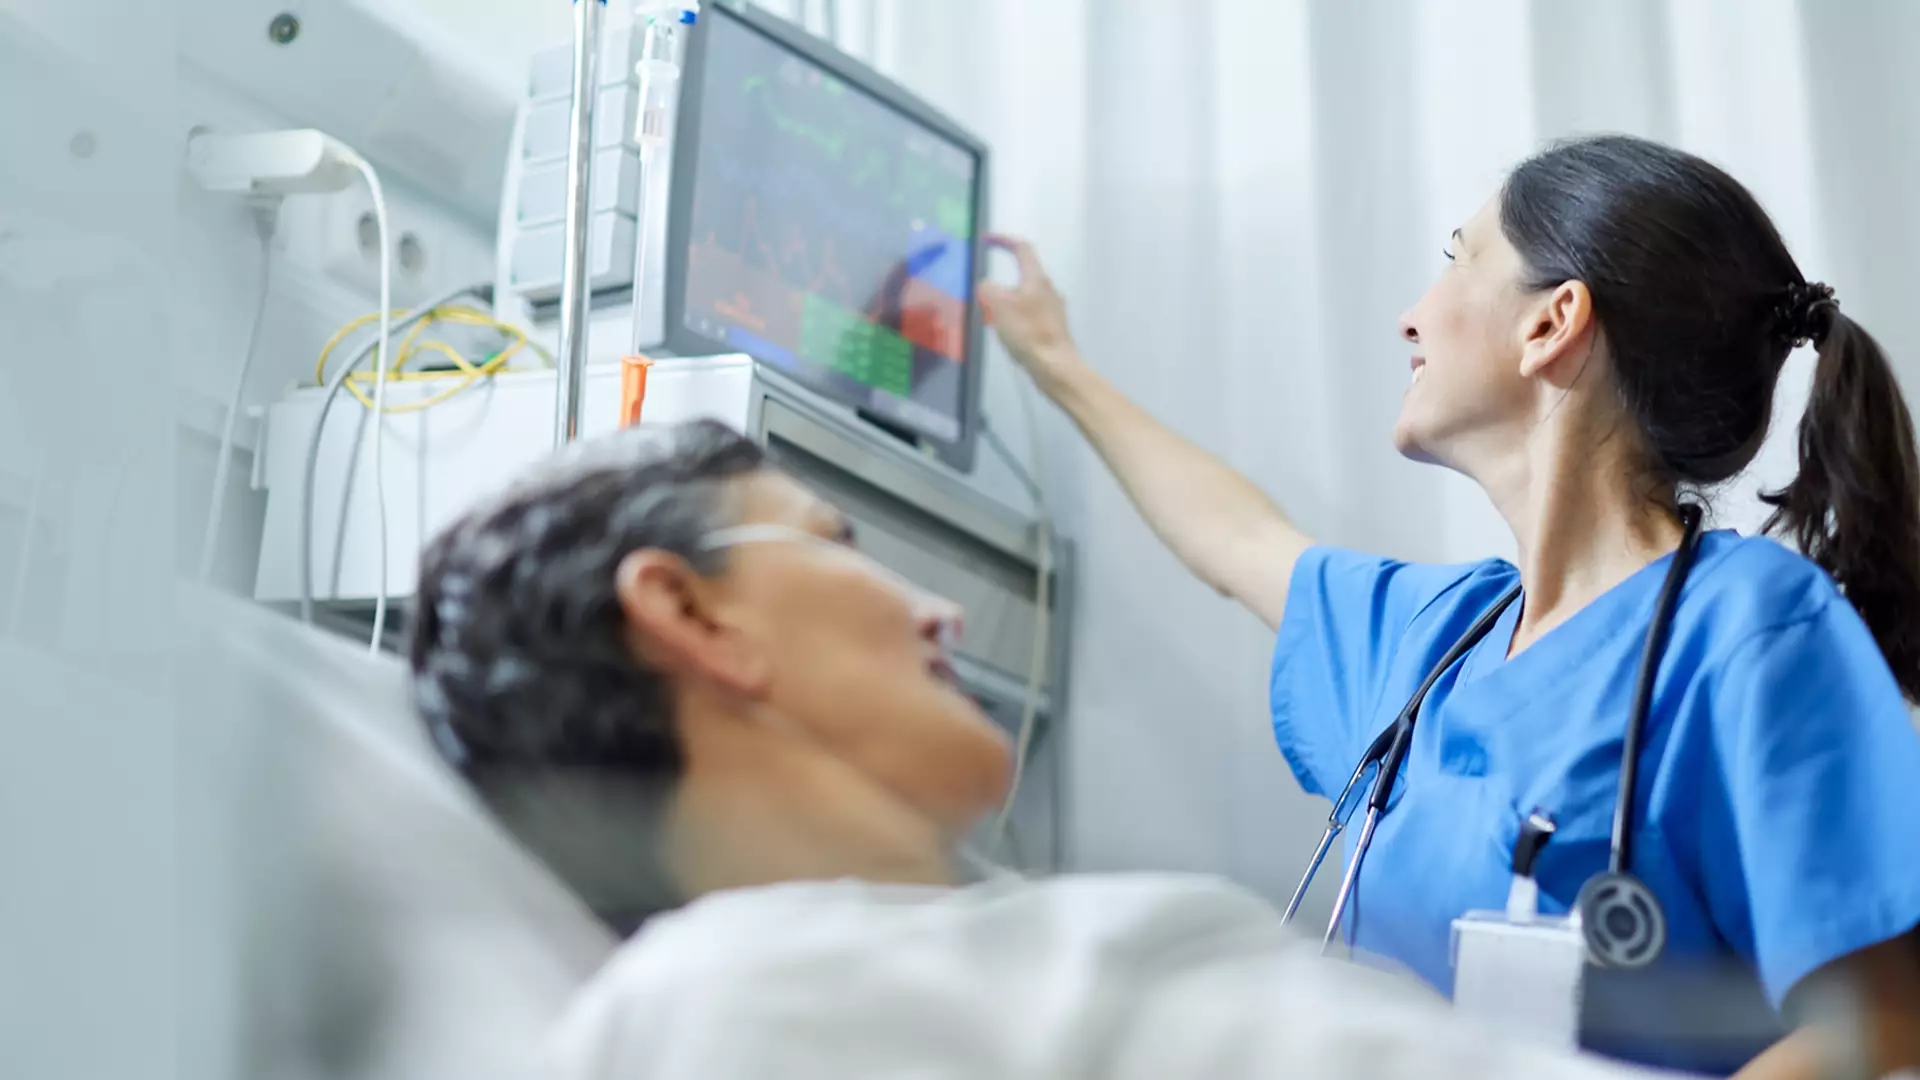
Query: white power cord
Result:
<box><xmin>197</xmin><ymin>198</ymin><xmax>280</xmax><ymax>584</ymax></box>
<box><xmin>298</xmin><ymin>283</ymin><xmax>488</xmax><ymax>627</ymax></box>
<box><xmin>348</xmin><ymin>156</ymin><xmax>394</xmax><ymax>655</ymax></box>
<box><xmin>985</xmin><ymin>383</ymin><xmax>1055</xmax><ymax>861</ymax></box>
<box><xmin>183</xmin><ymin>127</ymin><xmax>394</xmax><ymax>649</ymax></box>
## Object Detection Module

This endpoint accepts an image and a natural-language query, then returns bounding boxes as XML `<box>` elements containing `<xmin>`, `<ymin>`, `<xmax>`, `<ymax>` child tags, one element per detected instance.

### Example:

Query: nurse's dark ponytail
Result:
<box><xmin>1759</xmin><ymin>308</ymin><xmax>1920</xmax><ymax>701</ymax></box>
<box><xmin>1502</xmin><ymin>135</ymin><xmax>1920</xmax><ymax>701</ymax></box>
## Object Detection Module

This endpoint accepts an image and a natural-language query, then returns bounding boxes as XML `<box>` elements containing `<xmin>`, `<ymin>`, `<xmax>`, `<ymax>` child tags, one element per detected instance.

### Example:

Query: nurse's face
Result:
<box><xmin>1393</xmin><ymin>196</ymin><xmax>1542</xmax><ymax>468</ymax></box>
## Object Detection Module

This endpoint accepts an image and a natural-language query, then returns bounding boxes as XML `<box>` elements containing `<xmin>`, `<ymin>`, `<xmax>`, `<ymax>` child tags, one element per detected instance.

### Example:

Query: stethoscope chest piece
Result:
<box><xmin>1576</xmin><ymin>871</ymin><xmax>1667</xmax><ymax>970</ymax></box>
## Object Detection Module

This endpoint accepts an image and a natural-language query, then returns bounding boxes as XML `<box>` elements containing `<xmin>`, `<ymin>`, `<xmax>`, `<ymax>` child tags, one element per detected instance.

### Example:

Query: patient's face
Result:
<box><xmin>702</xmin><ymin>471</ymin><xmax>1013</xmax><ymax>835</ymax></box>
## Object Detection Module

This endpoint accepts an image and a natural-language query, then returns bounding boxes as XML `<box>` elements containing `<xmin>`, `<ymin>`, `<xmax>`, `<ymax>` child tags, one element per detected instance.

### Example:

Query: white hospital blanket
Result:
<box><xmin>551</xmin><ymin>873</ymin><xmax>1656</xmax><ymax>1079</ymax></box>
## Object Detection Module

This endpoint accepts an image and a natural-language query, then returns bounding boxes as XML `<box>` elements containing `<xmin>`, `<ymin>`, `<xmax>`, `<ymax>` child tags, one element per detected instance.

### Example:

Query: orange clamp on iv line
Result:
<box><xmin>619</xmin><ymin>355</ymin><xmax>654</xmax><ymax>428</ymax></box>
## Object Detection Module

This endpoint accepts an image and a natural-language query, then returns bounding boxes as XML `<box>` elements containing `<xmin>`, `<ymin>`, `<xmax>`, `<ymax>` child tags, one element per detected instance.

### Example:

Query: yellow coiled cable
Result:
<box><xmin>315</xmin><ymin>305</ymin><xmax>554</xmax><ymax>415</ymax></box>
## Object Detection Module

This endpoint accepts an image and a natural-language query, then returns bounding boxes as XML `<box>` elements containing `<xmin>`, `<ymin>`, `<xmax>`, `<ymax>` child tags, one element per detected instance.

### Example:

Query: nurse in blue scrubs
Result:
<box><xmin>981</xmin><ymin>134</ymin><xmax>1920</xmax><ymax>1078</ymax></box>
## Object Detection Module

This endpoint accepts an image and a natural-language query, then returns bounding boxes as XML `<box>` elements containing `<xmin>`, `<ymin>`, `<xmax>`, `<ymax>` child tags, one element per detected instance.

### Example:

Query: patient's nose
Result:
<box><xmin>914</xmin><ymin>593</ymin><xmax>965</xmax><ymax>652</ymax></box>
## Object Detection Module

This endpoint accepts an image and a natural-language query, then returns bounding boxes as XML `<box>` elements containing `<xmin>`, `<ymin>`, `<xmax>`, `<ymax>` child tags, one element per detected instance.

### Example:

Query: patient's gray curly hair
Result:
<box><xmin>408</xmin><ymin>419</ymin><xmax>765</xmax><ymax>776</ymax></box>
<box><xmin>410</xmin><ymin>420</ymin><xmax>767</xmax><ymax>928</ymax></box>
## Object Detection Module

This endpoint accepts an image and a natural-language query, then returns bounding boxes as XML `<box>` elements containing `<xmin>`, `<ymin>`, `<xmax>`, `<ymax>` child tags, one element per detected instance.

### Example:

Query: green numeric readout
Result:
<box><xmin>800</xmin><ymin>293</ymin><xmax>912</xmax><ymax>397</ymax></box>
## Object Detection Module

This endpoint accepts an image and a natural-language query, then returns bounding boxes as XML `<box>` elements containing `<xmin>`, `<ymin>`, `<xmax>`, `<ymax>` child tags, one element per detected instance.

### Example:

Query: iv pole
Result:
<box><xmin>555</xmin><ymin>0</ymin><xmax>605</xmax><ymax>447</ymax></box>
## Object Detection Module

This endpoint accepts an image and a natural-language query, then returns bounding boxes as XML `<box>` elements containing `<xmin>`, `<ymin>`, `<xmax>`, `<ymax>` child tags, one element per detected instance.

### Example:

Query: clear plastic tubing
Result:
<box><xmin>635</xmin><ymin>3</ymin><xmax>697</xmax><ymax>153</ymax></box>
<box><xmin>629</xmin><ymin>2</ymin><xmax>698</xmax><ymax>354</ymax></box>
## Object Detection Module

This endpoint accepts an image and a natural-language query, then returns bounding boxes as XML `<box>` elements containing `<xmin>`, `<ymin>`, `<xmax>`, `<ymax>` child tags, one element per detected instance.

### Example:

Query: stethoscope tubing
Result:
<box><xmin>1280</xmin><ymin>505</ymin><xmax>1705</xmax><ymax>955</ymax></box>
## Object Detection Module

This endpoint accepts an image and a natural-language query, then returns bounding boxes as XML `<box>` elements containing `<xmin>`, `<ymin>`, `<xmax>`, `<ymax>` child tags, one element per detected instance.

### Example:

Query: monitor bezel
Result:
<box><xmin>662</xmin><ymin>0</ymin><xmax>990</xmax><ymax>473</ymax></box>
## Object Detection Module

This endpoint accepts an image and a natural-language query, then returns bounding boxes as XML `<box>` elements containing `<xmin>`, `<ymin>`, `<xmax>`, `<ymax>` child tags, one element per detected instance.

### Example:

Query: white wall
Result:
<box><xmin>0</xmin><ymin>6</ymin><xmax>197</xmax><ymax>1075</ymax></box>
<box><xmin>0</xmin><ymin>5</ymin><xmax>514</xmax><ymax>1068</ymax></box>
<box><xmin>370</xmin><ymin>0</ymin><xmax>572</xmax><ymax>98</ymax></box>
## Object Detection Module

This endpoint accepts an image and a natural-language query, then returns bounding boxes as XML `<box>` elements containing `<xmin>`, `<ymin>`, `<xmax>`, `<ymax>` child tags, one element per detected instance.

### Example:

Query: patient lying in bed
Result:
<box><xmin>407</xmin><ymin>419</ymin><xmax>1650</xmax><ymax>1080</ymax></box>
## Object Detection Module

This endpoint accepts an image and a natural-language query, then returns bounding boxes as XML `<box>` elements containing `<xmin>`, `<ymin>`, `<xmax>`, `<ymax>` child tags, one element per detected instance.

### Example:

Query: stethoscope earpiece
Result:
<box><xmin>1576</xmin><ymin>871</ymin><xmax>1668</xmax><ymax>970</ymax></box>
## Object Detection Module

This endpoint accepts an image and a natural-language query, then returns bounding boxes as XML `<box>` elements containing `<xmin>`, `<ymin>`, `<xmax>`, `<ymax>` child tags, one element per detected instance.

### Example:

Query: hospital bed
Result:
<box><xmin>190</xmin><ymin>593</ymin><xmax>615</xmax><ymax>1079</ymax></box>
<box><xmin>176</xmin><ymin>595</ymin><xmax>1691</xmax><ymax>1080</ymax></box>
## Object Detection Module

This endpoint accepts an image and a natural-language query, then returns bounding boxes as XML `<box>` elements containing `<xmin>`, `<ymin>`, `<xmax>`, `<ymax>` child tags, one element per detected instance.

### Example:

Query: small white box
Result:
<box><xmin>523</xmin><ymin>85</ymin><xmax>639</xmax><ymax>161</ymax></box>
<box><xmin>1451</xmin><ymin>911</ymin><xmax>1588</xmax><ymax>1051</ymax></box>
<box><xmin>511</xmin><ymin>211</ymin><xmax>637</xmax><ymax>303</ymax></box>
<box><xmin>519</xmin><ymin>148</ymin><xmax>643</xmax><ymax>225</ymax></box>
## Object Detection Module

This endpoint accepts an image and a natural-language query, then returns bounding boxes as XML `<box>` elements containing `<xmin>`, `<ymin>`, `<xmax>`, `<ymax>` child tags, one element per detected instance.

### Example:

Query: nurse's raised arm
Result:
<box><xmin>980</xmin><ymin>235</ymin><xmax>1311</xmax><ymax>631</ymax></box>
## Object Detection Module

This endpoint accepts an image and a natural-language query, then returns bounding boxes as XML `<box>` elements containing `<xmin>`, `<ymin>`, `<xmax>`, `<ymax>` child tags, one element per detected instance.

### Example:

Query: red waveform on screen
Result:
<box><xmin>687</xmin><ymin>240</ymin><xmax>803</xmax><ymax>348</ymax></box>
<box><xmin>700</xmin><ymin>198</ymin><xmax>967</xmax><ymax>362</ymax></box>
<box><xmin>712</xmin><ymin>292</ymin><xmax>768</xmax><ymax>332</ymax></box>
<box><xmin>723</xmin><ymin>198</ymin><xmax>851</xmax><ymax>297</ymax></box>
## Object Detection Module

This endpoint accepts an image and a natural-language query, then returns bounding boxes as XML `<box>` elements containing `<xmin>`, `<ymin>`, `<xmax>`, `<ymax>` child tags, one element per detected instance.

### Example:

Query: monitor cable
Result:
<box><xmin>298</xmin><ymin>283</ymin><xmax>493</xmax><ymax>629</ymax></box>
<box><xmin>981</xmin><ymin>381</ymin><xmax>1055</xmax><ymax>864</ymax></box>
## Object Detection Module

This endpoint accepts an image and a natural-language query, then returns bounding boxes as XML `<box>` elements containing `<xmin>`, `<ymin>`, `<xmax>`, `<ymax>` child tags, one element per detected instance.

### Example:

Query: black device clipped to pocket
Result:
<box><xmin>1505</xmin><ymin>808</ymin><xmax>1556</xmax><ymax>922</ymax></box>
<box><xmin>1513</xmin><ymin>809</ymin><xmax>1558</xmax><ymax>877</ymax></box>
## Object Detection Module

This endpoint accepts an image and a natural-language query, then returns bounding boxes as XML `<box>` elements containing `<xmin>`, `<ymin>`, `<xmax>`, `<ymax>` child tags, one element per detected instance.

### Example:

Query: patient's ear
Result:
<box><xmin>613</xmin><ymin>550</ymin><xmax>770</xmax><ymax>696</ymax></box>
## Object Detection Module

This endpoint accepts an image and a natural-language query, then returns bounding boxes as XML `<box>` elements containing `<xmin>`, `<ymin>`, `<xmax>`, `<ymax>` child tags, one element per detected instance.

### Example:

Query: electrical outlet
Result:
<box><xmin>311</xmin><ymin>184</ymin><xmax>492</xmax><ymax>311</ymax></box>
<box><xmin>315</xmin><ymin>183</ymin><xmax>394</xmax><ymax>303</ymax></box>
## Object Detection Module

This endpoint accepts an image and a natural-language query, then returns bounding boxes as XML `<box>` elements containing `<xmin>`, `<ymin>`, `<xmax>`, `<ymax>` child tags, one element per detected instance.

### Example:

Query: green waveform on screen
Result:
<box><xmin>850</xmin><ymin>147</ymin><xmax>888</xmax><ymax>189</ymax></box>
<box><xmin>742</xmin><ymin>75</ymin><xmax>849</xmax><ymax>159</ymax></box>
<box><xmin>736</xmin><ymin>74</ymin><xmax>973</xmax><ymax>237</ymax></box>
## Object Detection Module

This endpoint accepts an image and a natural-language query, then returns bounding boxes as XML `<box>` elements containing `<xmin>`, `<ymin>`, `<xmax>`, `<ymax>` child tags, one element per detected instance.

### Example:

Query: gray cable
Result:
<box><xmin>299</xmin><ymin>283</ymin><xmax>491</xmax><ymax>626</ymax></box>
<box><xmin>979</xmin><ymin>419</ymin><xmax>1042</xmax><ymax>506</ymax></box>
<box><xmin>978</xmin><ymin>399</ymin><xmax>1054</xmax><ymax>862</ymax></box>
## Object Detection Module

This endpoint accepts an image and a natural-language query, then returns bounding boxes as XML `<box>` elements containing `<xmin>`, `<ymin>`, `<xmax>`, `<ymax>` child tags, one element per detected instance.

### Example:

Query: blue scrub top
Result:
<box><xmin>1271</xmin><ymin>531</ymin><xmax>1920</xmax><ymax>1075</ymax></box>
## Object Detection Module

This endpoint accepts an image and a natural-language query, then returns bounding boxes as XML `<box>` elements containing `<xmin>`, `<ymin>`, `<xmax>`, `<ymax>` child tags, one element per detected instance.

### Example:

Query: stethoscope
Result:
<box><xmin>1279</xmin><ymin>504</ymin><xmax>1706</xmax><ymax>972</ymax></box>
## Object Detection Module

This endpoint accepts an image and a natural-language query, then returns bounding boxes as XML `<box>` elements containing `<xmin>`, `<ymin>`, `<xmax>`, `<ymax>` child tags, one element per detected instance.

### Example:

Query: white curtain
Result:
<box><xmin>866</xmin><ymin>0</ymin><xmax>1920</xmax><ymax>916</ymax></box>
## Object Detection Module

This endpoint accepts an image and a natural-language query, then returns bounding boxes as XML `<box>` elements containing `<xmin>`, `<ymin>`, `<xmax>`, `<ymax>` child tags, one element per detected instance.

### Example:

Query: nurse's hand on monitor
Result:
<box><xmin>976</xmin><ymin>232</ymin><xmax>1310</xmax><ymax>631</ymax></box>
<box><xmin>979</xmin><ymin>234</ymin><xmax>1087</xmax><ymax>399</ymax></box>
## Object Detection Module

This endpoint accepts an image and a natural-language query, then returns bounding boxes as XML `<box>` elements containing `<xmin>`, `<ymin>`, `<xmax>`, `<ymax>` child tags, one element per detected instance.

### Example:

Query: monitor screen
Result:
<box><xmin>676</xmin><ymin>8</ymin><xmax>981</xmax><ymax>446</ymax></box>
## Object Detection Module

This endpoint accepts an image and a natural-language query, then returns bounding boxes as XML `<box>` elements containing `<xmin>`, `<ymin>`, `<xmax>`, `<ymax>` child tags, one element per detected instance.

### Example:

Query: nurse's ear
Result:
<box><xmin>1518</xmin><ymin>279</ymin><xmax>1598</xmax><ymax>385</ymax></box>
